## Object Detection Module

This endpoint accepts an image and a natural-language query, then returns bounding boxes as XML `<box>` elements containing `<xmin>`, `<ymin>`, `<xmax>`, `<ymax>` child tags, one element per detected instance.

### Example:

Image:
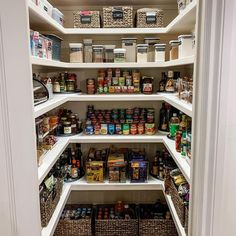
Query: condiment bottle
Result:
<box><xmin>46</xmin><ymin>78</ymin><xmax>53</xmax><ymax>99</ymax></box>
<box><xmin>165</xmin><ymin>71</ymin><xmax>175</xmax><ymax>92</ymax></box>
<box><xmin>169</xmin><ymin>113</ymin><xmax>180</xmax><ymax>139</ymax></box>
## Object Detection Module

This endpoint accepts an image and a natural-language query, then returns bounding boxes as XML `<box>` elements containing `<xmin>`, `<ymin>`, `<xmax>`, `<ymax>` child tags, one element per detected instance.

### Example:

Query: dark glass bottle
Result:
<box><xmin>159</xmin><ymin>103</ymin><xmax>167</xmax><ymax>132</ymax></box>
<box><xmin>159</xmin><ymin>72</ymin><xmax>167</xmax><ymax>92</ymax></box>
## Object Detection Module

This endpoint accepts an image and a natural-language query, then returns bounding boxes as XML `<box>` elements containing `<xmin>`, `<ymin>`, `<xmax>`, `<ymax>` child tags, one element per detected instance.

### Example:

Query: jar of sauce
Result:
<box><xmin>69</xmin><ymin>115</ymin><xmax>77</xmax><ymax>134</ymax></box>
<box><xmin>63</xmin><ymin>121</ymin><xmax>72</xmax><ymax>135</ymax></box>
<box><xmin>142</xmin><ymin>76</ymin><xmax>153</xmax><ymax>94</ymax></box>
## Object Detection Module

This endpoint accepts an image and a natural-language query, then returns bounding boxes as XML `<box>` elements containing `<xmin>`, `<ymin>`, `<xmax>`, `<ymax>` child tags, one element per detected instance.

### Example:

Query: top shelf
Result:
<box><xmin>28</xmin><ymin>0</ymin><xmax>196</xmax><ymax>35</ymax></box>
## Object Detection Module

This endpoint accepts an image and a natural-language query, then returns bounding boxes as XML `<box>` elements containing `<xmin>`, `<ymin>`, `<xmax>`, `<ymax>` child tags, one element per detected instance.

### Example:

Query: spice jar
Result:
<box><xmin>144</xmin><ymin>38</ymin><xmax>160</xmax><ymax>62</ymax></box>
<box><xmin>92</xmin><ymin>45</ymin><xmax>104</xmax><ymax>63</ymax></box>
<box><xmin>66</xmin><ymin>80</ymin><xmax>75</xmax><ymax>92</ymax></box>
<box><xmin>69</xmin><ymin>43</ymin><xmax>83</xmax><ymax>63</ymax></box>
<box><xmin>178</xmin><ymin>35</ymin><xmax>194</xmax><ymax>58</ymax></box>
<box><xmin>122</xmin><ymin>38</ymin><xmax>137</xmax><ymax>62</ymax></box>
<box><xmin>169</xmin><ymin>40</ymin><xmax>180</xmax><ymax>60</ymax></box>
<box><xmin>154</xmin><ymin>44</ymin><xmax>166</xmax><ymax>62</ymax></box>
<box><xmin>83</xmin><ymin>39</ymin><xmax>93</xmax><ymax>63</ymax></box>
<box><xmin>104</xmin><ymin>45</ymin><xmax>115</xmax><ymax>62</ymax></box>
<box><xmin>63</xmin><ymin>121</ymin><xmax>72</xmax><ymax>134</ymax></box>
<box><xmin>114</xmin><ymin>48</ymin><xmax>126</xmax><ymax>63</ymax></box>
<box><xmin>142</xmin><ymin>76</ymin><xmax>153</xmax><ymax>94</ymax></box>
<box><xmin>137</xmin><ymin>44</ymin><xmax>148</xmax><ymax>63</ymax></box>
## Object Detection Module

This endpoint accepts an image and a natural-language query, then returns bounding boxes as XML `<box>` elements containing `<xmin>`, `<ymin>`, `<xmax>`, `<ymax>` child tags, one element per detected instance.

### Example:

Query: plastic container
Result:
<box><xmin>83</xmin><ymin>39</ymin><xmax>93</xmax><ymax>63</ymax></box>
<box><xmin>169</xmin><ymin>40</ymin><xmax>180</xmax><ymax>60</ymax></box>
<box><xmin>114</xmin><ymin>48</ymin><xmax>126</xmax><ymax>63</ymax></box>
<box><xmin>52</xmin><ymin>8</ymin><xmax>64</xmax><ymax>26</ymax></box>
<box><xmin>154</xmin><ymin>44</ymin><xmax>166</xmax><ymax>62</ymax></box>
<box><xmin>122</xmin><ymin>38</ymin><xmax>137</xmax><ymax>62</ymax></box>
<box><xmin>38</xmin><ymin>0</ymin><xmax>53</xmax><ymax>17</ymax></box>
<box><xmin>104</xmin><ymin>45</ymin><xmax>116</xmax><ymax>63</ymax></box>
<box><xmin>103</xmin><ymin>6</ymin><xmax>133</xmax><ymax>28</ymax></box>
<box><xmin>69</xmin><ymin>43</ymin><xmax>83</xmax><ymax>63</ymax></box>
<box><xmin>45</xmin><ymin>34</ymin><xmax>62</xmax><ymax>61</ymax></box>
<box><xmin>92</xmin><ymin>45</ymin><xmax>104</xmax><ymax>63</ymax></box>
<box><xmin>137</xmin><ymin>44</ymin><xmax>148</xmax><ymax>63</ymax></box>
<box><xmin>144</xmin><ymin>38</ymin><xmax>160</xmax><ymax>62</ymax></box>
<box><xmin>178</xmin><ymin>35</ymin><xmax>194</xmax><ymax>58</ymax></box>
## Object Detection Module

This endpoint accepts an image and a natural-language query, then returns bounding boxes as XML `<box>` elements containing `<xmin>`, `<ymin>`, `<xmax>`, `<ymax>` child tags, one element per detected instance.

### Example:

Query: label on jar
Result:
<box><xmin>64</xmin><ymin>126</ymin><xmax>72</xmax><ymax>134</ymax></box>
<box><xmin>80</xmin><ymin>15</ymin><xmax>92</xmax><ymax>24</ymax></box>
<box><xmin>138</xmin><ymin>48</ymin><xmax>148</xmax><ymax>53</ymax></box>
<box><xmin>143</xmin><ymin>83</ymin><xmax>153</xmax><ymax>93</ymax></box>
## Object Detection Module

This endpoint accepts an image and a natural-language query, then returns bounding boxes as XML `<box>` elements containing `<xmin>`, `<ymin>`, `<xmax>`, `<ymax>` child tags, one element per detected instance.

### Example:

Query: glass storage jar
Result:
<box><xmin>137</xmin><ymin>44</ymin><xmax>148</xmax><ymax>63</ymax></box>
<box><xmin>69</xmin><ymin>43</ymin><xmax>83</xmax><ymax>63</ymax></box>
<box><xmin>114</xmin><ymin>48</ymin><xmax>126</xmax><ymax>63</ymax></box>
<box><xmin>104</xmin><ymin>45</ymin><xmax>116</xmax><ymax>62</ymax></box>
<box><xmin>92</xmin><ymin>45</ymin><xmax>104</xmax><ymax>63</ymax></box>
<box><xmin>154</xmin><ymin>43</ymin><xmax>166</xmax><ymax>62</ymax></box>
<box><xmin>83</xmin><ymin>39</ymin><xmax>93</xmax><ymax>63</ymax></box>
<box><xmin>121</xmin><ymin>38</ymin><xmax>137</xmax><ymax>62</ymax></box>
<box><xmin>169</xmin><ymin>40</ymin><xmax>180</xmax><ymax>60</ymax></box>
<box><xmin>144</xmin><ymin>38</ymin><xmax>160</xmax><ymax>62</ymax></box>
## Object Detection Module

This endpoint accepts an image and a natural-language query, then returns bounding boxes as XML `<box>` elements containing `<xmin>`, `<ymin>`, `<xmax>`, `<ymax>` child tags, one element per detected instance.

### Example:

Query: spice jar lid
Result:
<box><xmin>154</xmin><ymin>43</ymin><xmax>166</xmax><ymax>47</ymax></box>
<box><xmin>178</xmin><ymin>35</ymin><xmax>192</xmax><ymax>39</ymax></box>
<box><xmin>114</xmin><ymin>48</ymin><xmax>126</xmax><ymax>53</ymax></box>
<box><xmin>169</xmin><ymin>40</ymin><xmax>180</xmax><ymax>45</ymax></box>
<box><xmin>69</xmin><ymin>43</ymin><xmax>83</xmax><ymax>48</ymax></box>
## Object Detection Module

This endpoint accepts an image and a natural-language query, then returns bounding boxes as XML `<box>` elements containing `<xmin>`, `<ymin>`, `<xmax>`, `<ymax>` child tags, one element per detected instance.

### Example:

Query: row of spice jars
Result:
<box><xmin>55</xmin><ymin>109</ymin><xmax>82</xmax><ymax>136</ymax></box>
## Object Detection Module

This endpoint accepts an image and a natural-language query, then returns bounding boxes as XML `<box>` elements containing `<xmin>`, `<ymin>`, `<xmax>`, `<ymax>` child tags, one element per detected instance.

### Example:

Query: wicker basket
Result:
<box><xmin>169</xmin><ymin>178</ymin><xmax>185</xmax><ymax>226</ymax></box>
<box><xmin>95</xmin><ymin>204</ymin><xmax>138</xmax><ymax>236</ymax></box>
<box><xmin>54</xmin><ymin>204</ymin><xmax>93</xmax><ymax>236</ymax></box>
<box><xmin>40</xmin><ymin>178</ymin><xmax>63</xmax><ymax>227</ymax></box>
<box><xmin>184</xmin><ymin>206</ymin><xmax>189</xmax><ymax>235</ymax></box>
<box><xmin>103</xmin><ymin>6</ymin><xmax>133</xmax><ymax>28</ymax></box>
<box><xmin>137</xmin><ymin>8</ymin><xmax>164</xmax><ymax>28</ymax></box>
<box><xmin>73</xmin><ymin>11</ymin><xmax>100</xmax><ymax>28</ymax></box>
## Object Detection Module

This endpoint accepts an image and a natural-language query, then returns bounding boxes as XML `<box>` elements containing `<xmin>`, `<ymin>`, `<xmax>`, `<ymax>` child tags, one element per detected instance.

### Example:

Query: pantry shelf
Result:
<box><xmin>163</xmin><ymin>136</ymin><xmax>190</xmax><ymax>183</ymax></box>
<box><xmin>28</xmin><ymin>0</ymin><xmax>196</xmax><ymax>35</ymax></box>
<box><xmin>164</xmin><ymin>194</ymin><xmax>187</xmax><ymax>236</ymax></box>
<box><xmin>68</xmin><ymin>176</ymin><xmax>164</xmax><ymax>191</ymax></box>
<box><xmin>31</xmin><ymin>56</ymin><xmax>194</xmax><ymax>69</ymax></box>
<box><xmin>41</xmin><ymin>184</ymin><xmax>71</xmax><ymax>236</ymax></box>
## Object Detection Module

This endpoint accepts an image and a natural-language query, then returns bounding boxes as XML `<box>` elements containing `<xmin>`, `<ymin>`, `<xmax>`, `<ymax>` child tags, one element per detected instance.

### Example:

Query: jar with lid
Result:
<box><xmin>66</xmin><ymin>80</ymin><xmax>75</xmax><ymax>92</ymax></box>
<box><xmin>137</xmin><ymin>44</ymin><xmax>148</xmax><ymax>63</ymax></box>
<box><xmin>104</xmin><ymin>45</ymin><xmax>116</xmax><ymax>62</ymax></box>
<box><xmin>165</xmin><ymin>71</ymin><xmax>175</xmax><ymax>92</ymax></box>
<box><xmin>178</xmin><ymin>35</ymin><xmax>194</xmax><ymax>58</ymax></box>
<box><xmin>122</xmin><ymin>38</ymin><xmax>137</xmax><ymax>62</ymax></box>
<box><xmin>169</xmin><ymin>40</ymin><xmax>180</xmax><ymax>60</ymax></box>
<box><xmin>83</xmin><ymin>39</ymin><xmax>93</xmax><ymax>63</ymax></box>
<box><xmin>114</xmin><ymin>48</ymin><xmax>126</xmax><ymax>63</ymax></box>
<box><xmin>69</xmin><ymin>43</ymin><xmax>83</xmax><ymax>63</ymax></box>
<box><xmin>142</xmin><ymin>76</ymin><xmax>153</xmax><ymax>94</ymax></box>
<box><xmin>69</xmin><ymin>115</ymin><xmax>77</xmax><ymax>133</ymax></box>
<box><xmin>154</xmin><ymin>44</ymin><xmax>166</xmax><ymax>62</ymax></box>
<box><xmin>63</xmin><ymin>121</ymin><xmax>72</xmax><ymax>134</ymax></box>
<box><xmin>92</xmin><ymin>45</ymin><xmax>104</xmax><ymax>63</ymax></box>
<box><xmin>144</xmin><ymin>38</ymin><xmax>160</xmax><ymax>62</ymax></box>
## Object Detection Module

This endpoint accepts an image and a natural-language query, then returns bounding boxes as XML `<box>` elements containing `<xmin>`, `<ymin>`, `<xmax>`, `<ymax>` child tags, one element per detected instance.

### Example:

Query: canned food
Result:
<box><xmin>123</xmin><ymin>124</ymin><xmax>130</xmax><ymax>135</ymax></box>
<box><xmin>108</xmin><ymin>123</ymin><xmax>115</xmax><ymax>135</ymax></box>
<box><xmin>130</xmin><ymin>124</ymin><xmax>137</xmax><ymax>135</ymax></box>
<box><xmin>138</xmin><ymin>123</ymin><xmax>145</xmax><ymax>134</ymax></box>
<box><xmin>145</xmin><ymin>123</ymin><xmax>155</xmax><ymax>135</ymax></box>
<box><xmin>115</xmin><ymin>124</ymin><xmax>122</xmax><ymax>134</ymax></box>
<box><xmin>100</xmin><ymin>124</ymin><xmax>108</xmax><ymax>135</ymax></box>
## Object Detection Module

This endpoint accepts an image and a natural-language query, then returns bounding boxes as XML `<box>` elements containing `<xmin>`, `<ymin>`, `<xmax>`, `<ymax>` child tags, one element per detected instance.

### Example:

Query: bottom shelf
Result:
<box><xmin>41</xmin><ymin>178</ymin><xmax>186</xmax><ymax>236</ymax></box>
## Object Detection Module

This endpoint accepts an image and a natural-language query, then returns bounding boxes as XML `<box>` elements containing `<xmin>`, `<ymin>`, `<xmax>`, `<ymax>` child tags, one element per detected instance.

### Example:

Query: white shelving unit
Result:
<box><xmin>29</xmin><ymin>0</ymin><xmax>196</xmax><ymax>235</ymax></box>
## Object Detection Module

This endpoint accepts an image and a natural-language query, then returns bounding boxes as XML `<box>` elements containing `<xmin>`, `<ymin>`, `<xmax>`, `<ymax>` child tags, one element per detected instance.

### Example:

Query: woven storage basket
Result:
<box><xmin>169</xmin><ymin>178</ymin><xmax>185</xmax><ymax>226</ymax></box>
<box><xmin>40</xmin><ymin>178</ymin><xmax>63</xmax><ymax>227</ymax></box>
<box><xmin>137</xmin><ymin>8</ymin><xmax>164</xmax><ymax>28</ymax></box>
<box><xmin>54</xmin><ymin>204</ymin><xmax>93</xmax><ymax>236</ymax></box>
<box><xmin>103</xmin><ymin>6</ymin><xmax>133</xmax><ymax>28</ymax></box>
<box><xmin>95</xmin><ymin>204</ymin><xmax>138</xmax><ymax>236</ymax></box>
<box><xmin>184</xmin><ymin>206</ymin><xmax>189</xmax><ymax>235</ymax></box>
<box><xmin>73</xmin><ymin>11</ymin><xmax>100</xmax><ymax>28</ymax></box>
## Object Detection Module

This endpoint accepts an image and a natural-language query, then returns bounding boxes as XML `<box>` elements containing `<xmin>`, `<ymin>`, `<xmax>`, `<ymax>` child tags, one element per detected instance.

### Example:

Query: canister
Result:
<box><xmin>114</xmin><ymin>48</ymin><xmax>126</xmax><ymax>63</ymax></box>
<box><xmin>154</xmin><ymin>44</ymin><xmax>166</xmax><ymax>62</ymax></box>
<box><xmin>137</xmin><ymin>44</ymin><xmax>148</xmax><ymax>63</ymax></box>
<box><xmin>178</xmin><ymin>35</ymin><xmax>194</xmax><ymax>58</ymax></box>
<box><xmin>169</xmin><ymin>40</ymin><xmax>180</xmax><ymax>60</ymax></box>
<box><xmin>69</xmin><ymin>43</ymin><xmax>83</xmax><ymax>63</ymax></box>
<box><xmin>122</xmin><ymin>38</ymin><xmax>137</xmax><ymax>62</ymax></box>
<box><xmin>144</xmin><ymin>38</ymin><xmax>160</xmax><ymax>62</ymax></box>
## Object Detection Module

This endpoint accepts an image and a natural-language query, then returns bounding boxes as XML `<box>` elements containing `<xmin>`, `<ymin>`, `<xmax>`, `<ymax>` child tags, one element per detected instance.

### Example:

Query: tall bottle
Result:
<box><xmin>152</xmin><ymin>152</ymin><xmax>159</xmax><ymax>178</ymax></box>
<box><xmin>179</xmin><ymin>114</ymin><xmax>187</xmax><ymax>133</ymax></box>
<box><xmin>76</xmin><ymin>143</ymin><xmax>83</xmax><ymax>176</ymax></box>
<box><xmin>159</xmin><ymin>103</ymin><xmax>168</xmax><ymax>132</ymax></box>
<box><xmin>159</xmin><ymin>72</ymin><xmax>167</xmax><ymax>92</ymax></box>
<box><xmin>165</xmin><ymin>71</ymin><xmax>175</xmax><ymax>92</ymax></box>
<box><xmin>60</xmin><ymin>73</ymin><xmax>65</xmax><ymax>92</ymax></box>
<box><xmin>169</xmin><ymin>113</ymin><xmax>180</xmax><ymax>139</ymax></box>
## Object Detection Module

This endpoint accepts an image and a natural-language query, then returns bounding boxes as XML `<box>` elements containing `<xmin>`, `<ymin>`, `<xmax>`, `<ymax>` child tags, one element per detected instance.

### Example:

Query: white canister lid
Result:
<box><xmin>178</xmin><ymin>35</ymin><xmax>192</xmax><ymax>39</ymax></box>
<box><xmin>137</xmin><ymin>44</ymin><xmax>149</xmax><ymax>47</ymax></box>
<box><xmin>92</xmin><ymin>45</ymin><xmax>104</xmax><ymax>48</ymax></box>
<box><xmin>69</xmin><ymin>43</ymin><xmax>83</xmax><ymax>48</ymax></box>
<box><xmin>114</xmin><ymin>48</ymin><xmax>126</xmax><ymax>53</ymax></box>
<box><xmin>122</xmin><ymin>38</ymin><xmax>137</xmax><ymax>41</ymax></box>
<box><xmin>154</xmin><ymin>43</ymin><xmax>166</xmax><ymax>47</ymax></box>
<box><xmin>169</xmin><ymin>40</ymin><xmax>180</xmax><ymax>45</ymax></box>
<box><xmin>104</xmin><ymin>45</ymin><xmax>116</xmax><ymax>49</ymax></box>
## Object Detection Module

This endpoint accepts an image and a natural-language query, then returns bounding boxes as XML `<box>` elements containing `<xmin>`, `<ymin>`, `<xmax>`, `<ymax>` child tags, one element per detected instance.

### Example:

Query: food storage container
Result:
<box><xmin>38</xmin><ymin>0</ymin><xmax>53</xmax><ymax>17</ymax></box>
<box><xmin>154</xmin><ymin>43</ymin><xmax>166</xmax><ymax>62</ymax></box>
<box><xmin>92</xmin><ymin>45</ymin><xmax>104</xmax><ymax>63</ymax></box>
<box><xmin>73</xmin><ymin>11</ymin><xmax>100</xmax><ymax>28</ymax></box>
<box><xmin>104</xmin><ymin>45</ymin><xmax>116</xmax><ymax>62</ymax></box>
<box><xmin>144</xmin><ymin>38</ymin><xmax>160</xmax><ymax>62</ymax></box>
<box><xmin>137</xmin><ymin>44</ymin><xmax>148</xmax><ymax>63</ymax></box>
<box><xmin>114</xmin><ymin>48</ymin><xmax>126</xmax><ymax>63</ymax></box>
<box><xmin>83</xmin><ymin>39</ymin><xmax>93</xmax><ymax>63</ymax></box>
<box><xmin>45</xmin><ymin>34</ymin><xmax>62</xmax><ymax>61</ymax></box>
<box><xmin>69</xmin><ymin>43</ymin><xmax>83</xmax><ymax>63</ymax></box>
<box><xmin>177</xmin><ymin>0</ymin><xmax>186</xmax><ymax>13</ymax></box>
<box><xmin>169</xmin><ymin>40</ymin><xmax>180</xmax><ymax>60</ymax></box>
<box><xmin>52</xmin><ymin>8</ymin><xmax>64</xmax><ymax>26</ymax></box>
<box><xmin>122</xmin><ymin>38</ymin><xmax>137</xmax><ymax>62</ymax></box>
<box><xmin>178</xmin><ymin>35</ymin><xmax>194</xmax><ymax>58</ymax></box>
<box><xmin>137</xmin><ymin>8</ymin><xmax>164</xmax><ymax>28</ymax></box>
<box><xmin>103</xmin><ymin>6</ymin><xmax>133</xmax><ymax>28</ymax></box>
